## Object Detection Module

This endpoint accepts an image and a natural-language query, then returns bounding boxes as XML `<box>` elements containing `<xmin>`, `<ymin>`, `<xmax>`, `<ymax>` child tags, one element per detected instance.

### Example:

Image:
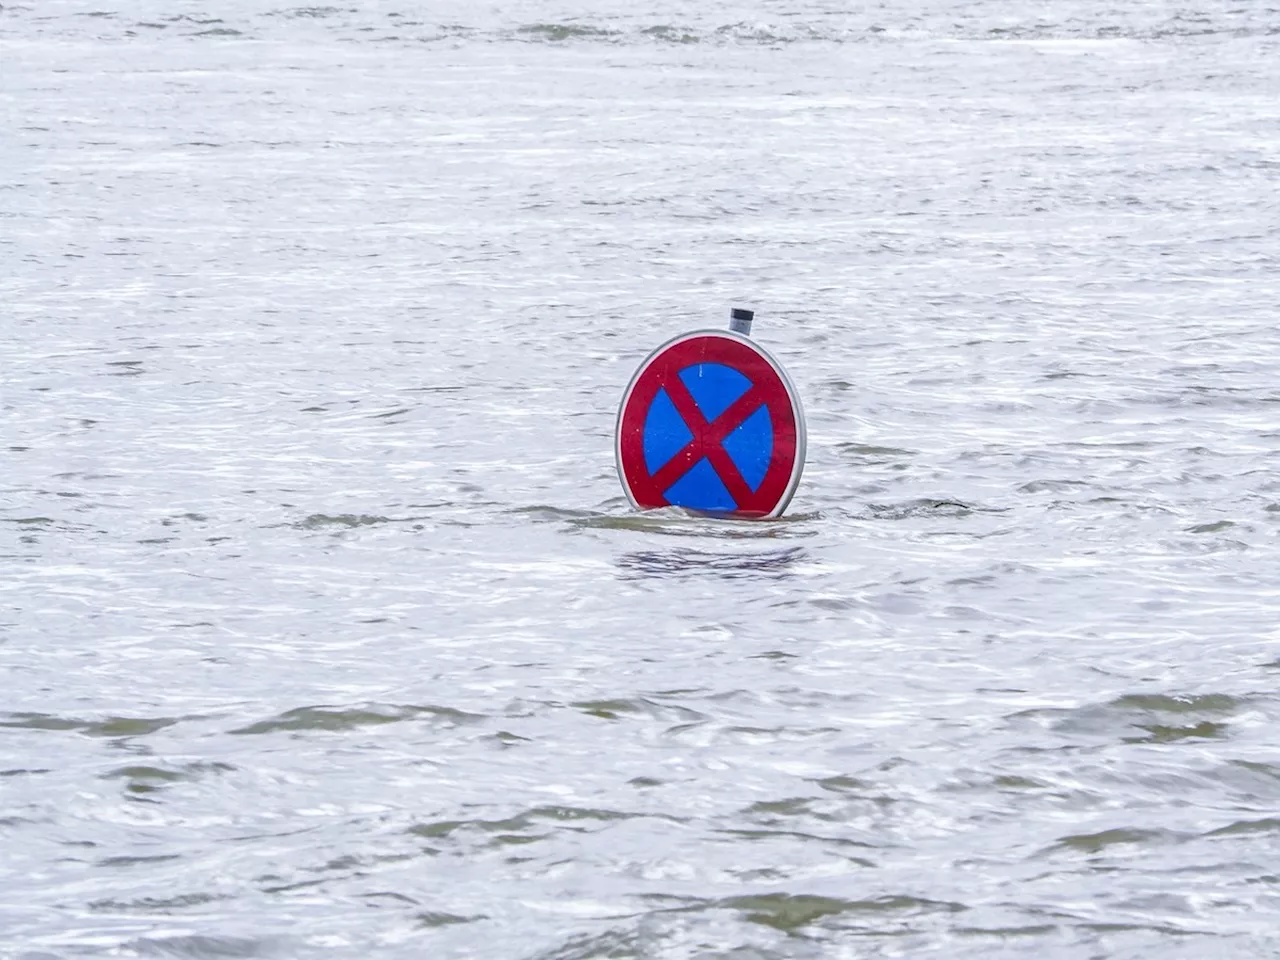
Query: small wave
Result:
<box><xmin>640</xmin><ymin>24</ymin><xmax>699</xmax><ymax>44</ymax></box>
<box><xmin>88</xmin><ymin>892</ymin><xmax>230</xmax><ymax>913</ymax></box>
<box><xmin>272</xmin><ymin>6</ymin><xmax>347</xmax><ymax>19</ymax></box>
<box><xmin>116</xmin><ymin>934</ymin><xmax>272</xmax><ymax>958</ymax></box>
<box><xmin>406</xmin><ymin>805</ymin><xmax>675</xmax><ymax>855</ymax></box>
<box><xmin>1204</xmin><ymin>817</ymin><xmax>1280</xmax><ymax>839</ymax></box>
<box><xmin>101</xmin><ymin>761</ymin><xmax>234</xmax><ymax>797</ymax></box>
<box><xmin>229</xmin><ymin>703</ymin><xmax>483</xmax><ymax>735</ymax></box>
<box><xmin>1011</xmin><ymin>692</ymin><xmax>1246</xmax><ymax>745</ymax></box>
<box><xmin>499</xmin><ymin>19</ymin><xmax>866</xmax><ymax>46</ymax></box>
<box><xmin>528</xmin><ymin>929</ymin><xmax>641</xmax><ymax>960</ymax></box>
<box><xmin>417</xmin><ymin>910</ymin><xmax>484</xmax><ymax>927</ymax></box>
<box><xmin>719</xmin><ymin>892</ymin><xmax>965</xmax><ymax>932</ymax></box>
<box><xmin>515</xmin><ymin>22</ymin><xmax>620</xmax><ymax>43</ymax></box>
<box><xmin>857</xmin><ymin>498</ymin><xmax>984</xmax><ymax>520</ymax></box>
<box><xmin>0</xmin><ymin>712</ymin><xmax>184</xmax><ymax>738</ymax></box>
<box><xmin>569</xmin><ymin>696</ymin><xmax>706</xmax><ymax>724</ymax></box>
<box><xmin>1045</xmin><ymin>826</ymin><xmax>1185</xmax><ymax>855</ymax></box>
<box><xmin>290</xmin><ymin>513</ymin><xmax>417</xmax><ymax>529</ymax></box>
<box><xmin>835</xmin><ymin>442</ymin><xmax>918</xmax><ymax>464</ymax></box>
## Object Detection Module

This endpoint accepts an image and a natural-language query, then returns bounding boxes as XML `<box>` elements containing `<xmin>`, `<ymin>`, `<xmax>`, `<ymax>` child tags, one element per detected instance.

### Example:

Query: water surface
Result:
<box><xmin>3</xmin><ymin>1</ymin><xmax>1280</xmax><ymax>957</ymax></box>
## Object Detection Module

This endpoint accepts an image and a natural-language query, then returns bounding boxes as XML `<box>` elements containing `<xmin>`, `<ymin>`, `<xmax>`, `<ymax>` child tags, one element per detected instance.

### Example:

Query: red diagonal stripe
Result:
<box><xmin>648</xmin><ymin>438</ymin><xmax>700</xmax><ymax>494</ymax></box>
<box><xmin>704</xmin><ymin>385</ymin><xmax>765</xmax><ymax>443</ymax></box>
<box><xmin>705</xmin><ymin>444</ymin><xmax>755</xmax><ymax>506</ymax></box>
<box><xmin>663</xmin><ymin>375</ymin><xmax>710</xmax><ymax>435</ymax></box>
<box><xmin>646</xmin><ymin>376</ymin><xmax>707</xmax><ymax>493</ymax></box>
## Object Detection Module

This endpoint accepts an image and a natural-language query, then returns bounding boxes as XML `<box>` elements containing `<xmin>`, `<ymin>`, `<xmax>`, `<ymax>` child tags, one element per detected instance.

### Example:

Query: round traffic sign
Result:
<box><xmin>615</xmin><ymin>330</ymin><xmax>805</xmax><ymax>518</ymax></box>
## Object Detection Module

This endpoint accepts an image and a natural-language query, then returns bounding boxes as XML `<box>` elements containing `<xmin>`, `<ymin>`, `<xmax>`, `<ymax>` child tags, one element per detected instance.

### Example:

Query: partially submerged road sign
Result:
<box><xmin>616</xmin><ymin>320</ymin><xmax>806</xmax><ymax>519</ymax></box>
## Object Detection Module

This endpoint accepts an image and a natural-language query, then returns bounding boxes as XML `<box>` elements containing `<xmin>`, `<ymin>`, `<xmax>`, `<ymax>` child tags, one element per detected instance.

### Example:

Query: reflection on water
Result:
<box><xmin>616</xmin><ymin>546</ymin><xmax>807</xmax><ymax>580</ymax></box>
<box><xmin>515</xmin><ymin>503</ymin><xmax>821</xmax><ymax>538</ymax></box>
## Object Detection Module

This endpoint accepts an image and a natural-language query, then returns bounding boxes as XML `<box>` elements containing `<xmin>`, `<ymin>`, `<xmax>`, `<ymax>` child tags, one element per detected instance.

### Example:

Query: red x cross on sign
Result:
<box><xmin>644</xmin><ymin>376</ymin><xmax>766</xmax><ymax>507</ymax></box>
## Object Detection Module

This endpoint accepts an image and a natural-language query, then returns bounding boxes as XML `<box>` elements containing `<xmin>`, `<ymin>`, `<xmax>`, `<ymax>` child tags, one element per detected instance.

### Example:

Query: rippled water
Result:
<box><xmin>4</xmin><ymin>1</ymin><xmax>1280</xmax><ymax>957</ymax></box>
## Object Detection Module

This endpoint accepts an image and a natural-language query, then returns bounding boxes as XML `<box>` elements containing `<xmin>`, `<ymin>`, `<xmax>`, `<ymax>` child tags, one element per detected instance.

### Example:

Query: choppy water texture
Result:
<box><xmin>3</xmin><ymin>1</ymin><xmax>1280</xmax><ymax>957</ymax></box>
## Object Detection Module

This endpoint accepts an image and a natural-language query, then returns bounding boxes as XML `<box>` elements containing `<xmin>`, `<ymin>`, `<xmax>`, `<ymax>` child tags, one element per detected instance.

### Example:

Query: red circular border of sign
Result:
<box><xmin>615</xmin><ymin>330</ymin><xmax>806</xmax><ymax>519</ymax></box>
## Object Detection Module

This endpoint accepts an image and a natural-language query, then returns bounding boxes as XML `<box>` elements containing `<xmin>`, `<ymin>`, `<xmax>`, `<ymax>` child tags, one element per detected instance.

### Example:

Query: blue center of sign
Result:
<box><xmin>642</xmin><ymin>388</ymin><xmax>692</xmax><ymax>474</ymax></box>
<box><xmin>722</xmin><ymin>405</ymin><xmax>772</xmax><ymax>491</ymax></box>
<box><xmin>665</xmin><ymin>458</ymin><xmax>737</xmax><ymax>511</ymax></box>
<box><xmin>679</xmin><ymin>363</ymin><xmax>749</xmax><ymax>420</ymax></box>
<box><xmin>641</xmin><ymin>362</ymin><xmax>774</xmax><ymax>512</ymax></box>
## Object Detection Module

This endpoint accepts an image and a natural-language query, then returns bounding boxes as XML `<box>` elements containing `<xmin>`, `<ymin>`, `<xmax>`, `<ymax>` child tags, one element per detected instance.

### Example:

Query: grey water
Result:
<box><xmin>3</xmin><ymin>1</ymin><xmax>1280</xmax><ymax>957</ymax></box>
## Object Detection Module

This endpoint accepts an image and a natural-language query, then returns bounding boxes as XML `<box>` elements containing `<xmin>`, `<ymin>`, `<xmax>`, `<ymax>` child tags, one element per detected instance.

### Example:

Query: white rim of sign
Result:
<box><xmin>614</xmin><ymin>328</ymin><xmax>807</xmax><ymax>519</ymax></box>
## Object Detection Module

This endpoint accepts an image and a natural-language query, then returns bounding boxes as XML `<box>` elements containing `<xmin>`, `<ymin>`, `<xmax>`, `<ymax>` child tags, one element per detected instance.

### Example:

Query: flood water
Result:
<box><xmin>3</xmin><ymin>1</ymin><xmax>1280</xmax><ymax>957</ymax></box>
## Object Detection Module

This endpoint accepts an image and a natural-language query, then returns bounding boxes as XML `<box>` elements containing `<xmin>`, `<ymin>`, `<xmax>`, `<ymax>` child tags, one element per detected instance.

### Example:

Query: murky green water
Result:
<box><xmin>3</xmin><ymin>2</ymin><xmax>1280</xmax><ymax>957</ymax></box>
